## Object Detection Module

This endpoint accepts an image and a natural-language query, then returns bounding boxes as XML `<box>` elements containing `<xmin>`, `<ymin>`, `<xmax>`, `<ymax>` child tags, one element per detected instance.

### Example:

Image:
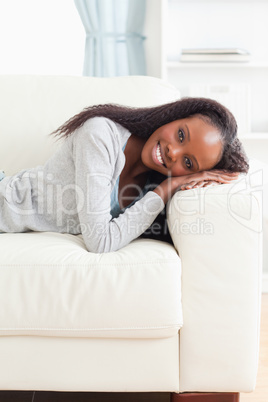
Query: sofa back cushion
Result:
<box><xmin>0</xmin><ymin>75</ymin><xmax>180</xmax><ymax>175</ymax></box>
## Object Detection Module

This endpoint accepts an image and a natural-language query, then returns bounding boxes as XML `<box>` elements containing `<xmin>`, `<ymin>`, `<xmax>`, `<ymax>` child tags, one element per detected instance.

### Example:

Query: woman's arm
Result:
<box><xmin>73</xmin><ymin>118</ymin><xmax>165</xmax><ymax>253</ymax></box>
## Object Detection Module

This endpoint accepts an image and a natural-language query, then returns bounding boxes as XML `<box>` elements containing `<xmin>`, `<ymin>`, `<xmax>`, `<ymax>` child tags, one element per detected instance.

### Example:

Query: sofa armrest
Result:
<box><xmin>167</xmin><ymin>176</ymin><xmax>263</xmax><ymax>392</ymax></box>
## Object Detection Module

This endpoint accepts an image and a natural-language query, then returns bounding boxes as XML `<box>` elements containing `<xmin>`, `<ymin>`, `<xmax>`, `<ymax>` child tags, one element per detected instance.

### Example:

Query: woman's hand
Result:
<box><xmin>180</xmin><ymin>180</ymin><xmax>219</xmax><ymax>190</ymax></box>
<box><xmin>153</xmin><ymin>169</ymin><xmax>240</xmax><ymax>203</ymax></box>
<box><xmin>179</xmin><ymin>169</ymin><xmax>240</xmax><ymax>191</ymax></box>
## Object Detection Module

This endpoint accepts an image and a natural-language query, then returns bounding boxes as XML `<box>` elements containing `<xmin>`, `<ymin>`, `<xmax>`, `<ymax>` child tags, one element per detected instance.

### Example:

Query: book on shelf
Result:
<box><xmin>180</xmin><ymin>48</ymin><xmax>251</xmax><ymax>62</ymax></box>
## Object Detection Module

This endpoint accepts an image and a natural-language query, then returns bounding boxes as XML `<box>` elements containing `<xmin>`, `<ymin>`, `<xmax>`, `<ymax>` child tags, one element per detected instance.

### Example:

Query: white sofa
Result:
<box><xmin>0</xmin><ymin>75</ymin><xmax>263</xmax><ymax>401</ymax></box>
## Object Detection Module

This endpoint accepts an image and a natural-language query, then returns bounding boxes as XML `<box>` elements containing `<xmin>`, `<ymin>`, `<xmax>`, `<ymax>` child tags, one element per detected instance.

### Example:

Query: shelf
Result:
<box><xmin>169</xmin><ymin>0</ymin><xmax>268</xmax><ymax>3</ymax></box>
<box><xmin>239</xmin><ymin>133</ymin><xmax>268</xmax><ymax>139</ymax></box>
<box><xmin>167</xmin><ymin>61</ymin><xmax>268</xmax><ymax>69</ymax></box>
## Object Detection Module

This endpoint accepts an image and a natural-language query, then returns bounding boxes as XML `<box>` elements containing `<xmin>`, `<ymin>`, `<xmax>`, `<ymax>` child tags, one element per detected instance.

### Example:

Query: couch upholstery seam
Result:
<box><xmin>0</xmin><ymin>259</ymin><xmax>180</xmax><ymax>267</ymax></box>
<box><xmin>0</xmin><ymin>324</ymin><xmax>183</xmax><ymax>331</ymax></box>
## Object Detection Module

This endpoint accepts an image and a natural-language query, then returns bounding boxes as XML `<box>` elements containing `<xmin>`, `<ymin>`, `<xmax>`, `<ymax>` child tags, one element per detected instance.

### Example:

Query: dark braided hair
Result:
<box><xmin>52</xmin><ymin>97</ymin><xmax>249</xmax><ymax>174</ymax></box>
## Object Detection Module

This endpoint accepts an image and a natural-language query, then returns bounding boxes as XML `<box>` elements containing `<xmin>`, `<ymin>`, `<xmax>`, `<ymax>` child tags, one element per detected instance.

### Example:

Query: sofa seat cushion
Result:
<box><xmin>0</xmin><ymin>232</ymin><xmax>182</xmax><ymax>339</ymax></box>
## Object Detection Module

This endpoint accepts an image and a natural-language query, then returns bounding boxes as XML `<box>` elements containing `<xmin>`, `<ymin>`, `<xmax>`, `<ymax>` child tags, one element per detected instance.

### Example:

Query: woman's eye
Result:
<box><xmin>178</xmin><ymin>129</ymin><xmax>185</xmax><ymax>143</ymax></box>
<box><xmin>184</xmin><ymin>157</ymin><xmax>193</xmax><ymax>170</ymax></box>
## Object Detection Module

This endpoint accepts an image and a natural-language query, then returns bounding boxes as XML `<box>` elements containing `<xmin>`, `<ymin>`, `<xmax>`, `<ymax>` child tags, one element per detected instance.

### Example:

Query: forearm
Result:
<box><xmin>80</xmin><ymin>191</ymin><xmax>165</xmax><ymax>253</ymax></box>
<box><xmin>153</xmin><ymin>178</ymin><xmax>182</xmax><ymax>204</ymax></box>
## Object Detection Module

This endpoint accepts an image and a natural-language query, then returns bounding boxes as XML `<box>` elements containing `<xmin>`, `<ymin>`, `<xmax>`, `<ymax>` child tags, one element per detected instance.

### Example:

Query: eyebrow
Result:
<box><xmin>185</xmin><ymin>124</ymin><xmax>200</xmax><ymax>171</ymax></box>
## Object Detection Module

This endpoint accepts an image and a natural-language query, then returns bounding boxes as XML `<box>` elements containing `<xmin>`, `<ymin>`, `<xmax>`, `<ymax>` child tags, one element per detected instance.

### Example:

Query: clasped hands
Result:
<box><xmin>153</xmin><ymin>169</ymin><xmax>240</xmax><ymax>204</ymax></box>
<box><xmin>179</xmin><ymin>169</ymin><xmax>240</xmax><ymax>191</ymax></box>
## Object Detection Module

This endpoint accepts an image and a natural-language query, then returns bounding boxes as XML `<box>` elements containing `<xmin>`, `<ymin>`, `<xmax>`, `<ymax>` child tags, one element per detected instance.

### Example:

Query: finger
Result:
<box><xmin>191</xmin><ymin>181</ymin><xmax>208</xmax><ymax>188</ymax></box>
<box><xmin>205</xmin><ymin>169</ymin><xmax>239</xmax><ymax>175</ymax></box>
<box><xmin>180</xmin><ymin>181</ymin><xmax>197</xmax><ymax>190</ymax></box>
<box><xmin>203</xmin><ymin>181</ymin><xmax>220</xmax><ymax>187</ymax></box>
<box><xmin>180</xmin><ymin>184</ymin><xmax>194</xmax><ymax>190</ymax></box>
<box><xmin>204</xmin><ymin>174</ymin><xmax>239</xmax><ymax>183</ymax></box>
<box><xmin>181</xmin><ymin>180</ymin><xmax>208</xmax><ymax>190</ymax></box>
<box><xmin>210</xmin><ymin>169</ymin><xmax>238</xmax><ymax>174</ymax></box>
<box><xmin>180</xmin><ymin>185</ymin><xmax>194</xmax><ymax>191</ymax></box>
<box><xmin>210</xmin><ymin>170</ymin><xmax>239</xmax><ymax>177</ymax></box>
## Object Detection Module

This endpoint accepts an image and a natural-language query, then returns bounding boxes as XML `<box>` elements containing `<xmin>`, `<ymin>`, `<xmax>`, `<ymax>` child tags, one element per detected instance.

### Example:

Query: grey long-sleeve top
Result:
<box><xmin>0</xmin><ymin>117</ymin><xmax>165</xmax><ymax>252</ymax></box>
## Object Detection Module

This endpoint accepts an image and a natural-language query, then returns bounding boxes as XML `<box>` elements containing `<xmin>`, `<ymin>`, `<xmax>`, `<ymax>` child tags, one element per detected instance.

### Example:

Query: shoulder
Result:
<box><xmin>83</xmin><ymin>116</ymin><xmax>116</xmax><ymax>131</ymax></box>
<box><xmin>70</xmin><ymin>117</ymin><xmax>130</xmax><ymax>167</ymax></box>
<box><xmin>84</xmin><ymin>116</ymin><xmax>126</xmax><ymax>139</ymax></box>
<box><xmin>73</xmin><ymin>117</ymin><xmax>128</xmax><ymax>150</ymax></box>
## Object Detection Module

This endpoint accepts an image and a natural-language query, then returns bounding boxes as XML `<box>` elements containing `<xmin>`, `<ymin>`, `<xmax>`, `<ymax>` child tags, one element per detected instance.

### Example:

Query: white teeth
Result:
<box><xmin>156</xmin><ymin>143</ymin><xmax>164</xmax><ymax>165</ymax></box>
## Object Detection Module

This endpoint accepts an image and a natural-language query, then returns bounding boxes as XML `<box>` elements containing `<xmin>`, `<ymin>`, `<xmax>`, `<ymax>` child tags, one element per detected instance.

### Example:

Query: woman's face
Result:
<box><xmin>141</xmin><ymin>116</ymin><xmax>223</xmax><ymax>176</ymax></box>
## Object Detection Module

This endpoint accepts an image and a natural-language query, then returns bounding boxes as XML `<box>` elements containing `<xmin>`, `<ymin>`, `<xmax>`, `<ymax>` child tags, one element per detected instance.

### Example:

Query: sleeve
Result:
<box><xmin>73</xmin><ymin>118</ymin><xmax>165</xmax><ymax>253</ymax></box>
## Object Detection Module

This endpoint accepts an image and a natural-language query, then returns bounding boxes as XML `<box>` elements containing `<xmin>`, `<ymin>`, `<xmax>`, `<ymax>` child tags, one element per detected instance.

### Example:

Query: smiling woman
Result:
<box><xmin>0</xmin><ymin>97</ymin><xmax>248</xmax><ymax>252</ymax></box>
<box><xmin>52</xmin><ymin>97</ymin><xmax>248</xmax><ymax>199</ymax></box>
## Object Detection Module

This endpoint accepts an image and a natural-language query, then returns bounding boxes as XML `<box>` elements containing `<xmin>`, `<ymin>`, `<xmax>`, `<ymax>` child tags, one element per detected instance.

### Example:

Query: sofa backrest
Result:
<box><xmin>0</xmin><ymin>75</ymin><xmax>180</xmax><ymax>175</ymax></box>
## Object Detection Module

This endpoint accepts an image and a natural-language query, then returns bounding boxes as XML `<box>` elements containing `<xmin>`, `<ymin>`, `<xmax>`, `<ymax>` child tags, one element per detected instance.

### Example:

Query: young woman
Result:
<box><xmin>0</xmin><ymin>97</ymin><xmax>248</xmax><ymax>253</ymax></box>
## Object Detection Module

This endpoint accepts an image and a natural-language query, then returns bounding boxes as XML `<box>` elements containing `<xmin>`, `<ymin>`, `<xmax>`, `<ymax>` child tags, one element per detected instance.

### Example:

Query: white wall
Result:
<box><xmin>144</xmin><ymin>0</ymin><xmax>165</xmax><ymax>79</ymax></box>
<box><xmin>0</xmin><ymin>0</ymin><xmax>85</xmax><ymax>75</ymax></box>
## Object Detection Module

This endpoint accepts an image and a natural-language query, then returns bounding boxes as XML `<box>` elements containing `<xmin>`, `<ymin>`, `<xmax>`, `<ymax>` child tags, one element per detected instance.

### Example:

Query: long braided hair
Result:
<box><xmin>52</xmin><ymin>97</ymin><xmax>249</xmax><ymax>173</ymax></box>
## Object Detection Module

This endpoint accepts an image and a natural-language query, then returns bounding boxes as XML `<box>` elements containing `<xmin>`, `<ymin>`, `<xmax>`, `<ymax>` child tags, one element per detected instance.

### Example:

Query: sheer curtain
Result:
<box><xmin>74</xmin><ymin>0</ymin><xmax>146</xmax><ymax>77</ymax></box>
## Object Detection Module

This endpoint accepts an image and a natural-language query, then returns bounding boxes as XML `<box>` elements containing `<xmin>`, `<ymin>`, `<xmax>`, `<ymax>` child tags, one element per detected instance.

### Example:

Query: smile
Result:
<box><xmin>153</xmin><ymin>142</ymin><xmax>166</xmax><ymax>167</ymax></box>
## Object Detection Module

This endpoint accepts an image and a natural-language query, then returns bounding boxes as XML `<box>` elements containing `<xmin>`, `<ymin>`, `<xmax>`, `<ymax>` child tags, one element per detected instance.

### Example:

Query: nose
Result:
<box><xmin>167</xmin><ymin>143</ymin><xmax>180</xmax><ymax>162</ymax></box>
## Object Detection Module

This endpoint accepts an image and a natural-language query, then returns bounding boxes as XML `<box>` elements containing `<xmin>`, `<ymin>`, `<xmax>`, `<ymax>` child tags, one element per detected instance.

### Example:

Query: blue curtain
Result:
<box><xmin>74</xmin><ymin>0</ymin><xmax>147</xmax><ymax>77</ymax></box>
